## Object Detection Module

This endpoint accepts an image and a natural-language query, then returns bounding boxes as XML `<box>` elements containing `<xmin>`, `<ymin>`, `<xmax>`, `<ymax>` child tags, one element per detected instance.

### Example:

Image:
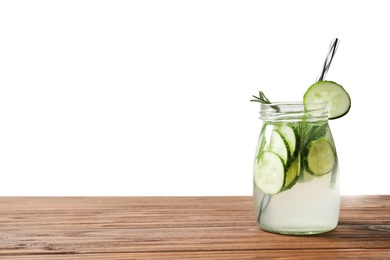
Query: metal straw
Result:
<box><xmin>316</xmin><ymin>38</ymin><xmax>340</xmax><ymax>82</ymax></box>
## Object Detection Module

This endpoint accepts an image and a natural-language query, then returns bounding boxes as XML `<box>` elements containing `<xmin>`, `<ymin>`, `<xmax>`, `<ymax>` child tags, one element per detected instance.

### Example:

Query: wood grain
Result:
<box><xmin>0</xmin><ymin>196</ymin><xmax>389</xmax><ymax>259</ymax></box>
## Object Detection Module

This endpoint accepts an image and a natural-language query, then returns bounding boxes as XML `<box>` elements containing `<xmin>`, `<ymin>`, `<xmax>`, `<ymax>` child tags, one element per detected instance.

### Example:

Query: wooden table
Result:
<box><xmin>0</xmin><ymin>196</ymin><xmax>389</xmax><ymax>259</ymax></box>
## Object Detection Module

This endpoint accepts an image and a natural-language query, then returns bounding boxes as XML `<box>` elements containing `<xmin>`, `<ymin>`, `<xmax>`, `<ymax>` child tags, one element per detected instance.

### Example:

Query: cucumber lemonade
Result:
<box><xmin>251</xmin><ymin>43</ymin><xmax>351</xmax><ymax>235</ymax></box>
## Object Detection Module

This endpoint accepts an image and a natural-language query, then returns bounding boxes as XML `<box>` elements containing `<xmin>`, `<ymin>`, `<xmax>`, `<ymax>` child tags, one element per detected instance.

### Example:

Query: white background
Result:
<box><xmin>0</xmin><ymin>0</ymin><xmax>388</xmax><ymax>196</ymax></box>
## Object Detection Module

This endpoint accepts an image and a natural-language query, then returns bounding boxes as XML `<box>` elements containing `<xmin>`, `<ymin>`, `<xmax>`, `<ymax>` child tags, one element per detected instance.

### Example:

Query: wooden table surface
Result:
<box><xmin>0</xmin><ymin>195</ymin><xmax>389</xmax><ymax>259</ymax></box>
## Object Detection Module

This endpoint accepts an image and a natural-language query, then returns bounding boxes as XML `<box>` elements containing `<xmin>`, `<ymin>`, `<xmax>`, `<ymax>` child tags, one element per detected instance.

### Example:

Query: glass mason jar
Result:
<box><xmin>253</xmin><ymin>102</ymin><xmax>340</xmax><ymax>235</ymax></box>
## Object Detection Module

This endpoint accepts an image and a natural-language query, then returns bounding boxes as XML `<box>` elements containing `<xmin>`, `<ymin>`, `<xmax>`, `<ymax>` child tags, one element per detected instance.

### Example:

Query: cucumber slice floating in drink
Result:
<box><xmin>254</xmin><ymin>151</ymin><xmax>285</xmax><ymax>195</ymax></box>
<box><xmin>268</xmin><ymin>130</ymin><xmax>290</xmax><ymax>166</ymax></box>
<box><xmin>304</xmin><ymin>138</ymin><xmax>336</xmax><ymax>176</ymax></box>
<box><xmin>255</xmin><ymin>124</ymin><xmax>300</xmax><ymax>194</ymax></box>
<box><xmin>303</xmin><ymin>81</ymin><xmax>351</xmax><ymax>119</ymax></box>
<box><xmin>274</xmin><ymin>124</ymin><xmax>297</xmax><ymax>158</ymax></box>
<box><xmin>283</xmin><ymin>158</ymin><xmax>300</xmax><ymax>190</ymax></box>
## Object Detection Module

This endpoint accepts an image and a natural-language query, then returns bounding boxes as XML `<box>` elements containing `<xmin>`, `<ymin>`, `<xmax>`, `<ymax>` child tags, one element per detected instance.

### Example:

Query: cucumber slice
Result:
<box><xmin>283</xmin><ymin>158</ymin><xmax>300</xmax><ymax>190</ymax></box>
<box><xmin>267</xmin><ymin>129</ymin><xmax>290</xmax><ymax>165</ymax></box>
<box><xmin>274</xmin><ymin>124</ymin><xmax>297</xmax><ymax>158</ymax></box>
<box><xmin>304</xmin><ymin>138</ymin><xmax>335</xmax><ymax>176</ymax></box>
<box><xmin>254</xmin><ymin>151</ymin><xmax>285</xmax><ymax>195</ymax></box>
<box><xmin>304</xmin><ymin>81</ymin><xmax>351</xmax><ymax>119</ymax></box>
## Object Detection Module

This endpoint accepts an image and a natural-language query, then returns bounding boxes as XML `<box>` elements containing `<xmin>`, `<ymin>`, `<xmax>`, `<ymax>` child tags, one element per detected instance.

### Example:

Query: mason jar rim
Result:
<box><xmin>259</xmin><ymin>102</ymin><xmax>329</xmax><ymax>122</ymax></box>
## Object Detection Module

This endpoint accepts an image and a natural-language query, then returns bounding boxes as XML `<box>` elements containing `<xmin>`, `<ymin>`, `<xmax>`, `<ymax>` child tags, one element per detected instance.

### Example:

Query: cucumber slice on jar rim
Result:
<box><xmin>303</xmin><ymin>81</ymin><xmax>351</xmax><ymax>119</ymax></box>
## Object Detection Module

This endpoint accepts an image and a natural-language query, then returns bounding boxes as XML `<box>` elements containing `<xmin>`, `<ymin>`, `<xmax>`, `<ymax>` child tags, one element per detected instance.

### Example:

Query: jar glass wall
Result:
<box><xmin>253</xmin><ymin>102</ymin><xmax>340</xmax><ymax>235</ymax></box>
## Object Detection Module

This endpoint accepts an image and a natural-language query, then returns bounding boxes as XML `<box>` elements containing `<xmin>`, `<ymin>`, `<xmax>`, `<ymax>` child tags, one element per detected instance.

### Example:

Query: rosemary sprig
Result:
<box><xmin>250</xmin><ymin>91</ymin><xmax>271</xmax><ymax>104</ymax></box>
<box><xmin>250</xmin><ymin>91</ymin><xmax>280</xmax><ymax>112</ymax></box>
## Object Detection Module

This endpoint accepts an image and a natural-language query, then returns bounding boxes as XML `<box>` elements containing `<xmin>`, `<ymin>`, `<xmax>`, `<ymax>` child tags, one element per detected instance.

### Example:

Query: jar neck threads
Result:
<box><xmin>259</xmin><ymin>102</ymin><xmax>329</xmax><ymax>122</ymax></box>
